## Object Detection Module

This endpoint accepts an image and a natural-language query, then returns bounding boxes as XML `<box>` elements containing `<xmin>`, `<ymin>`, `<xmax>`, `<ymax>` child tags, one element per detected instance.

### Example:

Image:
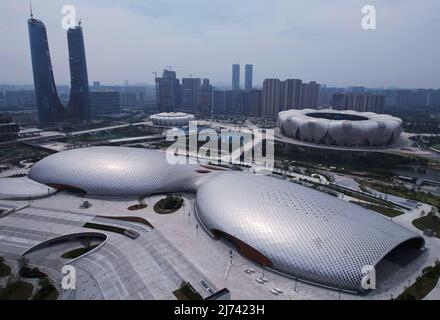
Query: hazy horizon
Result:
<box><xmin>1</xmin><ymin>0</ymin><xmax>439</xmax><ymax>88</ymax></box>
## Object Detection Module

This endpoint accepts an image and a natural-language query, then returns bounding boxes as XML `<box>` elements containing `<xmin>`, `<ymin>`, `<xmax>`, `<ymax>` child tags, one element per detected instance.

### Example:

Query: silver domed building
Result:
<box><xmin>150</xmin><ymin>112</ymin><xmax>195</xmax><ymax>127</ymax></box>
<box><xmin>26</xmin><ymin>146</ymin><xmax>424</xmax><ymax>292</ymax></box>
<box><xmin>277</xmin><ymin>109</ymin><xmax>402</xmax><ymax>147</ymax></box>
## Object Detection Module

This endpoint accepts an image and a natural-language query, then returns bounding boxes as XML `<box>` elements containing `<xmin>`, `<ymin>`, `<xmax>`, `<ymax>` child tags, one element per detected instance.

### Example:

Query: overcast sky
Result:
<box><xmin>1</xmin><ymin>0</ymin><xmax>439</xmax><ymax>88</ymax></box>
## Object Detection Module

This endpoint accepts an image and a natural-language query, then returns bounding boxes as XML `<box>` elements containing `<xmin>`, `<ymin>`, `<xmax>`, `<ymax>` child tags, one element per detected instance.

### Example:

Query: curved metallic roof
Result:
<box><xmin>196</xmin><ymin>172</ymin><xmax>423</xmax><ymax>292</ymax></box>
<box><xmin>27</xmin><ymin>147</ymin><xmax>423</xmax><ymax>292</ymax></box>
<box><xmin>150</xmin><ymin>112</ymin><xmax>195</xmax><ymax>126</ymax></box>
<box><xmin>278</xmin><ymin>109</ymin><xmax>402</xmax><ymax>147</ymax></box>
<box><xmin>28</xmin><ymin>147</ymin><xmax>207</xmax><ymax>197</ymax></box>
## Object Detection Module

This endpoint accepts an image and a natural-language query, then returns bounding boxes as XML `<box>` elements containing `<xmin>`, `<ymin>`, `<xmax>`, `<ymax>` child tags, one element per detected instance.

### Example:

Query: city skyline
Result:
<box><xmin>1</xmin><ymin>0</ymin><xmax>440</xmax><ymax>88</ymax></box>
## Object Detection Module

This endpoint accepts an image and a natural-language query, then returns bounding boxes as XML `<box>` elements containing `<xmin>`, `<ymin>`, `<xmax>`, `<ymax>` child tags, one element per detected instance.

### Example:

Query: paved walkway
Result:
<box><xmin>0</xmin><ymin>201</ymin><xmax>216</xmax><ymax>300</ymax></box>
<box><xmin>1</xmin><ymin>189</ymin><xmax>439</xmax><ymax>300</ymax></box>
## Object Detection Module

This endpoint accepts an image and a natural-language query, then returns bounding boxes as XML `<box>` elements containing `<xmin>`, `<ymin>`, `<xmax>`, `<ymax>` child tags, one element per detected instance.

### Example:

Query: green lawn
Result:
<box><xmin>20</xmin><ymin>267</ymin><xmax>46</xmax><ymax>279</ymax></box>
<box><xmin>362</xmin><ymin>180</ymin><xmax>440</xmax><ymax>209</ymax></box>
<box><xmin>0</xmin><ymin>261</ymin><xmax>11</xmax><ymax>277</ymax></box>
<box><xmin>173</xmin><ymin>282</ymin><xmax>203</xmax><ymax>300</ymax></box>
<box><xmin>154</xmin><ymin>195</ymin><xmax>183</xmax><ymax>214</ymax></box>
<box><xmin>128</xmin><ymin>204</ymin><xmax>148</xmax><ymax>211</ymax></box>
<box><xmin>33</xmin><ymin>283</ymin><xmax>59</xmax><ymax>300</ymax></box>
<box><xmin>0</xmin><ymin>146</ymin><xmax>50</xmax><ymax>167</ymax></box>
<box><xmin>412</xmin><ymin>214</ymin><xmax>440</xmax><ymax>239</ymax></box>
<box><xmin>327</xmin><ymin>185</ymin><xmax>399</xmax><ymax>209</ymax></box>
<box><xmin>0</xmin><ymin>281</ymin><xmax>34</xmax><ymax>300</ymax></box>
<box><xmin>83</xmin><ymin>222</ymin><xmax>126</xmax><ymax>235</ymax></box>
<box><xmin>397</xmin><ymin>263</ymin><xmax>440</xmax><ymax>300</ymax></box>
<box><xmin>61</xmin><ymin>245</ymin><xmax>98</xmax><ymax>259</ymax></box>
<box><xmin>350</xmin><ymin>201</ymin><xmax>404</xmax><ymax>218</ymax></box>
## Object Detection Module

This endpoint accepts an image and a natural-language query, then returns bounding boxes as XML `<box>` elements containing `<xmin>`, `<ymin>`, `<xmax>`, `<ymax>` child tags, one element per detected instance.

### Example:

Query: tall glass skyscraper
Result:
<box><xmin>232</xmin><ymin>64</ymin><xmax>240</xmax><ymax>90</ymax></box>
<box><xmin>67</xmin><ymin>24</ymin><xmax>90</xmax><ymax>121</ymax></box>
<box><xmin>245</xmin><ymin>64</ymin><xmax>253</xmax><ymax>90</ymax></box>
<box><xmin>28</xmin><ymin>13</ymin><xmax>90</xmax><ymax>124</ymax></box>
<box><xmin>28</xmin><ymin>17</ymin><xmax>65</xmax><ymax>124</ymax></box>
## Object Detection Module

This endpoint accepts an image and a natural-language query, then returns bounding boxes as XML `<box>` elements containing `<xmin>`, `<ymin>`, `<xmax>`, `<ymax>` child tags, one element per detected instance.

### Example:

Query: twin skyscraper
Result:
<box><xmin>28</xmin><ymin>11</ymin><xmax>90</xmax><ymax>125</ymax></box>
<box><xmin>232</xmin><ymin>64</ymin><xmax>253</xmax><ymax>90</ymax></box>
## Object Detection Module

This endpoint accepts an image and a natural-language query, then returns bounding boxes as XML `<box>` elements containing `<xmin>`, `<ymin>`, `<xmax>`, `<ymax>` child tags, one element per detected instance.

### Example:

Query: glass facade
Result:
<box><xmin>28</xmin><ymin>18</ymin><xmax>65</xmax><ymax>124</ymax></box>
<box><xmin>28</xmin><ymin>18</ymin><xmax>90</xmax><ymax>124</ymax></box>
<box><xmin>67</xmin><ymin>25</ymin><xmax>91</xmax><ymax>121</ymax></box>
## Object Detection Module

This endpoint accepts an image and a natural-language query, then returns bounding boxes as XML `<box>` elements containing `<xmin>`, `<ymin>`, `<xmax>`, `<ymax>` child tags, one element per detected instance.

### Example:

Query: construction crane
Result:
<box><xmin>165</xmin><ymin>65</ymin><xmax>182</xmax><ymax>71</ymax></box>
<box><xmin>152</xmin><ymin>72</ymin><xmax>159</xmax><ymax>107</ymax></box>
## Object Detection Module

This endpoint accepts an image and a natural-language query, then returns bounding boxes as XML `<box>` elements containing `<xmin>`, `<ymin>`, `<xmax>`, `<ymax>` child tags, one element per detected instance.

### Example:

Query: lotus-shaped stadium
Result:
<box><xmin>277</xmin><ymin>109</ymin><xmax>403</xmax><ymax>147</ymax></box>
<box><xmin>150</xmin><ymin>112</ymin><xmax>195</xmax><ymax>127</ymax></box>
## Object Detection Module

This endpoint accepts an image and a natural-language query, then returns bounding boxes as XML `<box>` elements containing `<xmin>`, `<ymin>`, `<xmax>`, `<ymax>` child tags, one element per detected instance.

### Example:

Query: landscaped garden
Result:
<box><xmin>83</xmin><ymin>222</ymin><xmax>126</xmax><ymax>235</ymax></box>
<box><xmin>173</xmin><ymin>281</ymin><xmax>203</xmax><ymax>300</ymax></box>
<box><xmin>61</xmin><ymin>245</ymin><xmax>99</xmax><ymax>259</ymax></box>
<box><xmin>362</xmin><ymin>180</ymin><xmax>440</xmax><ymax>209</ymax></box>
<box><xmin>61</xmin><ymin>237</ymin><xmax>99</xmax><ymax>259</ymax></box>
<box><xmin>0</xmin><ymin>281</ymin><xmax>34</xmax><ymax>300</ymax></box>
<box><xmin>0</xmin><ymin>146</ymin><xmax>51</xmax><ymax>167</ymax></box>
<box><xmin>128</xmin><ymin>195</ymin><xmax>148</xmax><ymax>211</ymax></box>
<box><xmin>412</xmin><ymin>212</ymin><xmax>440</xmax><ymax>239</ymax></box>
<box><xmin>19</xmin><ymin>266</ymin><xmax>47</xmax><ymax>279</ymax></box>
<box><xmin>397</xmin><ymin>261</ymin><xmax>440</xmax><ymax>300</ymax></box>
<box><xmin>33</xmin><ymin>277</ymin><xmax>59</xmax><ymax>300</ymax></box>
<box><xmin>349</xmin><ymin>201</ymin><xmax>404</xmax><ymax>218</ymax></box>
<box><xmin>0</xmin><ymin>257</ymin><xmax>59</xmax><ymax>300</ymax></box>
<box><xmin>154</xmin><ymin>194</ymin><xmax>184</xmax><ymax>214</ymax></box>
<box><xmin>0</xmin><ymin>257</ymin><xmax>11</xmax><ymax>277</ymax></box>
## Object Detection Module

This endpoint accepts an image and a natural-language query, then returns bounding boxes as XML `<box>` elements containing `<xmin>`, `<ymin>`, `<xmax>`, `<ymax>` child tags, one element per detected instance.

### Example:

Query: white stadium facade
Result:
<box><xmin>150</xmin><ymin>112</ymin><xmax>195</xmax><ymax>127</ymax></box>
<box><xmin>25</xmin><ymin>146</ymin><xmax>424</xmax><ymax>292</ymax></box>
<box><xmin>277</xmin><ymin>109</ymin><xmax>403</xmax><ymax>147</ymax></box>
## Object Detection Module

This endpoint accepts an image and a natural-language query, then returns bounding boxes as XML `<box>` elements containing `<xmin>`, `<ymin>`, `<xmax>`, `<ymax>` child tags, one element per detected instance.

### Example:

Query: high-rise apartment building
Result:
<box><xmin>232</xmin><ymin>64</ymin><xmax>240</xmax><ymax>90</ymax></box>
<box><xmin>332</xmin><ymin>93</ymin><xmax>385</xmax><ymax>113</ymax></box>
<box><xmin>155</xmin><ymin>69</ymin><xmax>181</xmax><ymax>112</ymax></box>
<box><xmin>301</xmin><ymin>81</ymin><xmax>320</xmax><ymax>109</ymax></box>
<box><xmin>212</xmin><ymin>90</ymin><xmax>226</xmax><ymax>115</ymax></box>
<box><xmin>89</xmin><ymin>91</ymin><xmax>120</xmax><ymax>117</ymax></box>
<box><xmin>4</xmin><ymin>91</ymin><xmax>36</xmax><ymax>108</ymax></box>
<box><xmin>0</xmin><ymin>115</ymin><xmax>20</xmax><ymax>142</ymax></box>
<box><xmin>199</xmin><ymin>79</ymin><xmax>212</xmax><ymax>114</ymax></box>
<box><xmin>245</xmin><ymin>64</ymin><xmax>253</xmax><ymax>90</ymax></box>
<box><xmin>181</xmin><ymin>78</ymin><xmax>201</xmax><ymax>112</ymax></box>
<box><xmin>283</xmin><ymin>79</ymin><xmax>302</xmax><ymax>109</ymax></box>
<box><xmin>247</xmin><ymin>89</ymin><xmax>262</xmax><ymax>117</ymax></box>
<box><xmin>262</xmin><ymin>79</ymin><xmax>284</xmax><ymax>119</ymax></box>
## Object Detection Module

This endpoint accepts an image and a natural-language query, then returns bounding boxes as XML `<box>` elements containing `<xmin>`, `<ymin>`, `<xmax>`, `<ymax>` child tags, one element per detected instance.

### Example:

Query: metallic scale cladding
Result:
<box><xmin>28</xmin><ymin>147</ymin><xmax>207</xmax><ymax>196</ymax></box>
<box><xmin>277</xmin><ymin>109</ymin><xmax>402</xmax><ymax>147</ymax></box>
<box><xmin>27</xmin><ymin>147</ymin><xmax>424</xmax><ymax>292</ymax></box>
<box><xmin>150</xmin><ymin>112</ymin><xmax>195</xmax><ymax>127</ymax></box>
<box><xmin>195</xmin><ymin>172</ymin><xmax>423</xmax><ymax>291</ymax></box>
